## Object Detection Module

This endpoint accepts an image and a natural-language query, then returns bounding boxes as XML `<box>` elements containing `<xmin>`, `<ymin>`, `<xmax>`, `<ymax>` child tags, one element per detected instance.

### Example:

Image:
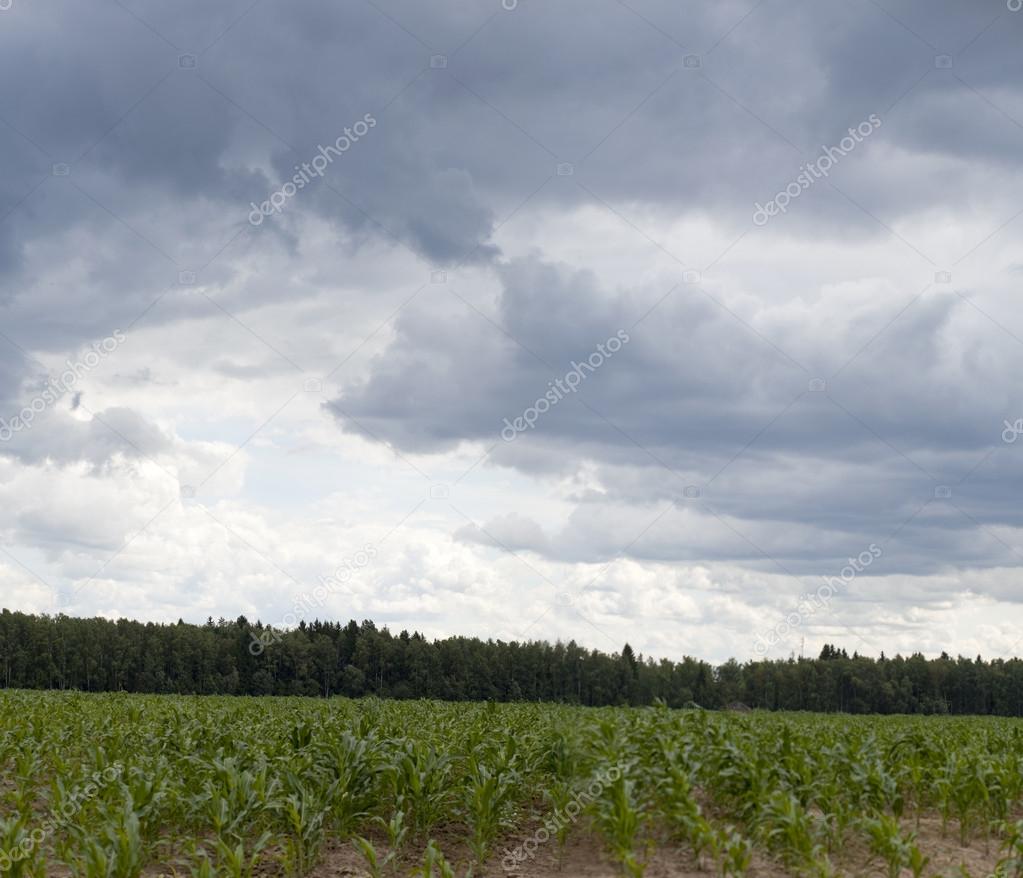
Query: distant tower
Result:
<box><xmin>800</xmin><ymin>637</ymin><xmax>804</xmax><ymax>659</ymax></box>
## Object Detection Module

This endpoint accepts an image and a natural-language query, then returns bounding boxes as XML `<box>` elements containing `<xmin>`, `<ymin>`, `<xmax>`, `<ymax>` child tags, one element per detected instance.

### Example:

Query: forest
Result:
<box><xmin>1</xmin><ymin>609</ymin><xmax>1021</xmax><ymax>715</ymax></box>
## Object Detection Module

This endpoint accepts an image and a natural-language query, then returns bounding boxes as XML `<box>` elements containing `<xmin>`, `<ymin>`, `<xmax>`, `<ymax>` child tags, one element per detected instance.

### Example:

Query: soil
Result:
<box><xmin>32</xmin><ymin>810</ymin><xmax>1000</xmax><ymax>877</ymax></box>
<box><xmin>303</xmin><ymin>813</ymin><xmax>1003</xmax><ymax>878</ymax></box>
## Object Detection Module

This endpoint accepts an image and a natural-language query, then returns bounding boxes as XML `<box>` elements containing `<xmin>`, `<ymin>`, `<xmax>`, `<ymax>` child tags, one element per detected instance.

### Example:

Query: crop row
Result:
<box><xmin>1</xmin><ymin>691</ymin><xmax>1023</xmax><ymax>876</ymax></box>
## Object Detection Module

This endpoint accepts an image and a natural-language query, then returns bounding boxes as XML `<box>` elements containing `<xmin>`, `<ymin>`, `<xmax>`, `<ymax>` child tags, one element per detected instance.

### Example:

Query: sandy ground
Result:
<box><xmin>34</xmin><ymin>810</ymin><xmax>1002</xmax><ymax>876</ymax></box>
<box><xmin>300</xmin><ymin>813</ymin><xmax>1003</xmax><ymax>878</ymax></box>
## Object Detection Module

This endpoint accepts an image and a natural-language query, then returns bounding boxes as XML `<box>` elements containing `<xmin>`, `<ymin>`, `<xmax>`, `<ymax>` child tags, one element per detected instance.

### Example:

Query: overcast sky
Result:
<box><xmin>1</xmin><ymin>0</ymin><xmax>1022</xmax><ymax>663</ymax></box>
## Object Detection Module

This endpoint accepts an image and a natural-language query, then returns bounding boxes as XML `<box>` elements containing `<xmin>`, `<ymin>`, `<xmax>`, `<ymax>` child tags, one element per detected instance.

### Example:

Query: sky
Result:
<box><xmin>1</xmin><ymin>0</ymin><xmax>1022</xmax><ymax>664</ymax></box>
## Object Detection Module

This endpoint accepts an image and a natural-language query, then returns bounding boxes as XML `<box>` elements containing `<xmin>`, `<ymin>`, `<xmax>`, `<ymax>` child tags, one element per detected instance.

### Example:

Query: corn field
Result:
<box><xmin>2</xmin><ymin>691</ymin><xmax>1023</xmax><ymax>877</ymax></box>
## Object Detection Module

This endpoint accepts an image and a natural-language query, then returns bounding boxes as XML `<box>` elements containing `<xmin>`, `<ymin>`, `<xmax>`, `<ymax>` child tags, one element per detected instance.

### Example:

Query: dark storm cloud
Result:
<box><xmin>337</xmin><ymin>256</ymin><xmax>1021</xmax><ymax>458</ymax></box>
<box><xmin>332</xmin><ymin>252</ymin><xmax>1023</xmax><ymax>573</ymax></box>
<box><xmin>1</xmin><ymin>0</ymin><xmax>1019</xmax><ymax>286</ymax></box>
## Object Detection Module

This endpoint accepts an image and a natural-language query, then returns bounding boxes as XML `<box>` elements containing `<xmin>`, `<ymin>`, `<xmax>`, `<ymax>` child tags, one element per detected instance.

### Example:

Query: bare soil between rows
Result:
<box><xmin>275</xmin><ymin>813</ymin><xmax>1000</xmax><ymax>878</ymax></box>
<box><xmin>33</xmin><ymin>808</ymin><xmax>1000</xmax><ymax>877</ymax></box>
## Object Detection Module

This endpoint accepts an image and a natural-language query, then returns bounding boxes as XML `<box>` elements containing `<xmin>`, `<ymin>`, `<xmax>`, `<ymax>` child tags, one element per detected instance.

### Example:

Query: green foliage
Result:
<box><xmin>0</xmin><ymin>815</ymin><xmax>46</xmax><ymax>877</ymax></box>
<box><xmin>7</xmin><ymin>609</ymin><xmax>1023</xmax><ymax>716</ymax></box>
<box><xmin>419</xmin><ymin>840</ymin><xmax>471</xmax><ymax>878</ymax></box>
<box><xmin>995</xmin><ymin>819</ymin><xmax>1023</xmax><ymax>877</ymax></box>
<box><xmin>66</xmin><ymin>805</ymin><xmax>145</xmax><ymax>878</ymax></box>
<box><xmin>273</xmin><ymin>777</ymin><xmax>331</xmax><ymax>877</ymax></box>
<box><xmin>190</xmin><ymin>832</ymin><xmax>270</xmax><ymax>878</ymax></box>
<box><xmin>862</xmin><ymin>814</ymin><xmax>930</xmax><ymax>878</ymax></box>
<box><xmin>591</xmin><ymin>774</ymin><xmax>646</xmax><ymax>877</ymax></box>
<box><xmin>1</xmin><ymin>689</ymin><xmax>1020</xmax><ymax>876</ymax></box>
<box><xmin>464</xmin><ymin>754</ymin><xmax>517</xmax><ymax>863</ymax></box>
<box><xmin>352</xmin><ymin>799</ymin><xmax>408</xmax><ymax>877</ymax></box>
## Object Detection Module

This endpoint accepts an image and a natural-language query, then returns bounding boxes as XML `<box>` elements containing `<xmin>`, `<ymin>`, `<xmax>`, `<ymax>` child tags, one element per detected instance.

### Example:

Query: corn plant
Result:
<box><xmin>591</xmin><ymin>774</ymin><xmax>645</xmax><ymax>877</ymax></box>
<box><xmin>352</xmin><ymin>798</ymin><xmax>409</xmax><ymax>877</ymax></box>
<box><xmin>66</xmin><ymin>805</ymin><xmax>145</xmax><ymax>878</ymax></box>
<box><xmin>6</xmin><ymin>689</ymin><xmax>1023</xmax><ymax>878</ymax></box>
<box><xmin>542</xmin><ymin>778</ymin><xmax>577</xmax><ymax>866</ymax></box>
<box><xmin>862</xmin><ymin>814</ymin><xmax>929</xmax><ymax>878</ymax></box>
<box><xmin>720</xmin><ymin>828</ymin><xmax>752</xmax><ymax>877</ymax></box>
<box><xmin>0</xmin><ymin>815</ymin><xmax>46</xmax><ymax>878</ymax></box>
<box><xmin>388</xmin><ymin>743</ymin><xmax>453</xmax><ymax>836</ymax></box>
<box><xmin>316</xmin><ymin>728</ymin><xmax>381</xmax><ymax>836</ymax></box>
<box><xmin>759</xmin><ymin>790</ymin><xmax>825</xmax><ymax>870</ymax></box>
<box><xmin>996</xmin><ymin>819</ymin><xmax>1023</xmax><ymax>877</ymax></box>
<box><xmin>188</xmin><ymin>833</ymin><xmax>270</xmax><ymax>878</ymax></box>
<box><xmin>419</xmin><ymin>840</ymin><xmax>472</xmax><ymax>878</ymax></box>
<box><xmin>274</xmin><ymin>776</ymin><xmax>331</xmax><ymax>877</ymax></box>
<box><xmin>465</xmin><ymin>755</ymin><xmax>517</xmax><ymax>864</ymax></box>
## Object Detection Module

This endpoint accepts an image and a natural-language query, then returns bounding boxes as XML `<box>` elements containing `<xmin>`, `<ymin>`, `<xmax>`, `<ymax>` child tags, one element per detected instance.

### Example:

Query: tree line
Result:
<box><xmin>2</xmin><ymin>609</ymin><xmax>1022</xmax><ymax>715</ymax></box>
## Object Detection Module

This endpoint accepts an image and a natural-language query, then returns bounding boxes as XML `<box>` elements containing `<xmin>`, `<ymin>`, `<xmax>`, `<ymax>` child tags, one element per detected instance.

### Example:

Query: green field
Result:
<box><xmin>1</xmin><ymin>691</ymin><xmax>1021</xmax><ymax>877</ymax></box>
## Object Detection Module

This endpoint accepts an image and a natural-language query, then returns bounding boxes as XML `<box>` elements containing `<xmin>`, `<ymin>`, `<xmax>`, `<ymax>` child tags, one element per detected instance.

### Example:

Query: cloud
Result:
<box><xmin>454</xmin><ymin>511</ymin><xmax>551</xmax><ymax>554</ymax></box>
<box><xmin>332</xmin><ymin>250</ymin><xmax>1023</xmax><ymax>575</ymax></box>
<box><xmin>1</xmin><ymin>0</ymin><xmax>1022</xmax><ymax>660</ymax></box>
